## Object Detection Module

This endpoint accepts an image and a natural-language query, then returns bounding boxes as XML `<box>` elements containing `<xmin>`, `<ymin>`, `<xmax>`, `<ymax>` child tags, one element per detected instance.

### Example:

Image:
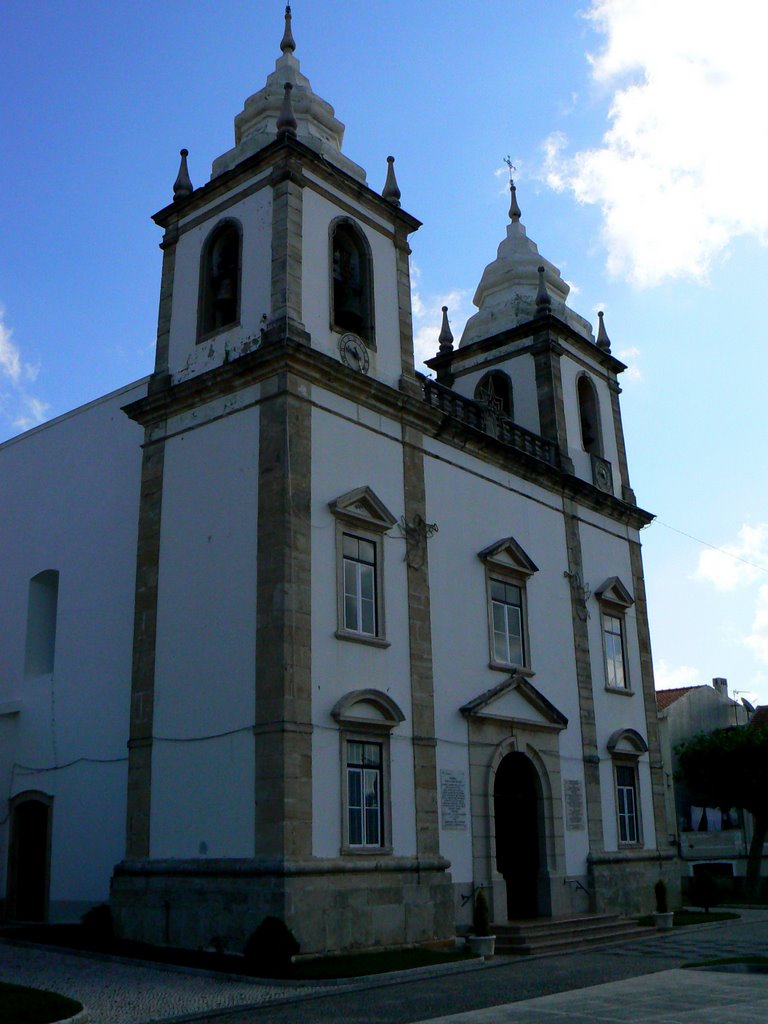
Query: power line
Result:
<box><xmin>653</xmin><ymin>519</ymin><xmax>768</xmax><ymax>577</ymax></box>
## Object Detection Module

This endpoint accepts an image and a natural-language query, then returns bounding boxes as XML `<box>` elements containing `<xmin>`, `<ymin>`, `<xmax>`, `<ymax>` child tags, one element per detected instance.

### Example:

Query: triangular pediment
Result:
<box><xmin>328</xmin><ymin>486</ymin><xmax>397</xmax><ymax>532</ymax></box>
<box><xmin>595</xmin><ymin>576</ymin><xmax>634</xmax><ymax>609</ymax></box>
<box><xmin>461</xmin><ymin>674</ymin><xmax>567</xmax><ymax>731</ymax></box>
<box><xmin>478</xmin><ymin>537</ymin><xmax>538</xmax><ymax>577</ymax></box>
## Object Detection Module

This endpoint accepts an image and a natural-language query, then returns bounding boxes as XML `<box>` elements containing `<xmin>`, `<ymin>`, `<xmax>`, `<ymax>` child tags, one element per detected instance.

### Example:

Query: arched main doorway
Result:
<box><xmin>494</xmin><ymin>752</ymin><xmax>542</xmax><ymax>919</ymax></box>
<box><xmin>7</xmin><ymin>794</ymin><xmax>52</xmax><ymax>922</ymax></box>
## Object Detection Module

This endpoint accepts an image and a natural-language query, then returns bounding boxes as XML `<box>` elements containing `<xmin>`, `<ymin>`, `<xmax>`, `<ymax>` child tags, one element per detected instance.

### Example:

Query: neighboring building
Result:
<box><xmin>656</xmin><ymin>679</ymin><xmax>765</xmax><ymax>885</ymax></box>
<box><xmin>1</xmin><ymin>9</ymin><xmax>676</xmax><ymax>952</ymax></box>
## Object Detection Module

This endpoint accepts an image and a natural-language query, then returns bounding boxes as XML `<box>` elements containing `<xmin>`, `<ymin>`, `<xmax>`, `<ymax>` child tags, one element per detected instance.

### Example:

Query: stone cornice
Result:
<box><xmin>153</xmin><ymin>135</ymin><xmax>421</xmax><ymax>236</ymax></box>
<box><xmin>427</xmin><ymin>313</ymin><xmax>627</xmax><ymax>378</ymax></box>
<box><xmin>123</xmin><ymin>342</ymin><xmax>653</xmax><ymax>530</ymax></box>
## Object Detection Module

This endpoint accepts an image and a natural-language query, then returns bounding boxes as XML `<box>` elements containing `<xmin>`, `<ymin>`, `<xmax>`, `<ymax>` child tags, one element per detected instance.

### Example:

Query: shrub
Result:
<box><xmin>81</xmin><ymin>903</ymin><xmax>114</xmax><ymax>937</ymax></box>
<box><xmin>473</xmin><ymin>887</ymin><xmax>490</xmax><ymax>937</ymax></box>
<box><xmin>689</xmin><ymin>872</ymin><xmax>722</xmax><ymax>913</ymax></box>
<box><xmin>654</xmin><ymin>879</ymin><xmax>668</xmax><ymax>914</ymax></box>
<box><xmin>244</xmin><ymin>916</ymin><xmax>300</xmax><ymax>975</ymax></box>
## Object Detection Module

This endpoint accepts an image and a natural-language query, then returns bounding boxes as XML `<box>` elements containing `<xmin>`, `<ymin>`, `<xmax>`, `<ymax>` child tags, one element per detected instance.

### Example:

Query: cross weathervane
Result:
<box><xmin>504</xmin><ymin>155</ymin><xmax>516</xmax><ymax>183</ymax></box>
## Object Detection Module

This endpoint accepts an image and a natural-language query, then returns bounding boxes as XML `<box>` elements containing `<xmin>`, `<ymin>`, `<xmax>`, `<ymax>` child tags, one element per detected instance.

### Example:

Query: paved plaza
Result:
<box><xmin>0</xmin><ymin>909</ymin><xmax>766</xmax><ymax>1023</ymax></box>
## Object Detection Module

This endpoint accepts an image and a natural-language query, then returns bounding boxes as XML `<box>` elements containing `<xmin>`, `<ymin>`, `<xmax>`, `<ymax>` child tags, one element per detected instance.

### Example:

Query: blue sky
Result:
<box><xmin>3</xmin><ymin>1</ymin><xmax>768</xmax><ymax>705</ymax></box>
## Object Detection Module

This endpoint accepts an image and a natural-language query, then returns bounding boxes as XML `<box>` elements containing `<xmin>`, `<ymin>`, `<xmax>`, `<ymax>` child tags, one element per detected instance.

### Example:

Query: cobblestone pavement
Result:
<box><xmin>0</xmin><ymin>942</ymin><xmax>323</xmax><ymax>1023</ymax></box>
<box><xmin>2</xmin><ymin>909</ymin><xmax>767</xmax><ymax>1024</ymax></box>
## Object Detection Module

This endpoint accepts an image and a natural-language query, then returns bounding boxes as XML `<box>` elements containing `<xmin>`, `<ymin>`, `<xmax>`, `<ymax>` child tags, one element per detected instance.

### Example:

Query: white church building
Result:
<box><xmin>0</xmin><ymin>8</ymin><xmax>676</xmax><ymax>954</ymax></box>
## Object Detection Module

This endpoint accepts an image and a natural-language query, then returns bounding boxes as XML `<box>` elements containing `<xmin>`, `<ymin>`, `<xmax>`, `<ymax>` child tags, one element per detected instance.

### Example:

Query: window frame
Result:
<box><xmin>613</xmin><ymin>760</ymin><xmax>642</xmax><ymax>847</ymax></box>
<box><xmin>478</xmin><ymin>537</ymin><xmax>538</xmax><ymax>673</ymax></box>
<box><xmin>329</xmin><ymin>487</ymin><xmax>397</xmax><ymax>648</ymax></box>
<box><xmin>197</xmin><ymin>218</ymin><xmax>243</xmax><ymax>343</ymax></box>
<box><xmin>595</xmin><ymin>577</ymin><xmax>635</xmax><ymax>694</ymax></box>
<box><xmin>328</xmin><ymin>217</ymin><xmax>376</xmax><ymax>349</ymax></box>
<box><xmin>332</xmin><ymin>689</ymin><xmax>405</xmax><ymax>856</ymax></box>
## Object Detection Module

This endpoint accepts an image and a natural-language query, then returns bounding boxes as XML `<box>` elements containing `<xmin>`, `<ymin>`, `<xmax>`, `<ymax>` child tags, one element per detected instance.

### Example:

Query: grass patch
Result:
<box><xmin>684</xmin><ymin>956</ymin><xmax>768</xmax><ymax>968</ymax></box>
<box><xmin>637</xmin><ymin>910</ymin><xmax>740</xmax><ymax>927</ymax></box>
<box><xmin>0</xmin><ymin>925</ymin><xmax>472</xmax><ymax>980</ymax></box>
<box><xmin>0</xmin><ymin>980</ymin><xmax>82</xmax><ymax>1024</ymax></box>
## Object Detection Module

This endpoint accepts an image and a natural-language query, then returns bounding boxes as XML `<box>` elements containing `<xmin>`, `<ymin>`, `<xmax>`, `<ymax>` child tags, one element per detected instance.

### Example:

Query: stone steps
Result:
<box><xmin>492</xmin><ymin>913</ymin><xmax>649</xmax><ymax>956</ymax></box>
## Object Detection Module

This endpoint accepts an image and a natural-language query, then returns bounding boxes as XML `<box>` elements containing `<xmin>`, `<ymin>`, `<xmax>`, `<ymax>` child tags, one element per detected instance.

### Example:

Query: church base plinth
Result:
<box><xmin>588</xmin><ymin>850</ymin><xmax>680</xmax><ymax>916</ymax></box>
<box><xmin>111</xmin><ymin>856</ymin><xmax>454</xmax><ymax>955</ymax></box>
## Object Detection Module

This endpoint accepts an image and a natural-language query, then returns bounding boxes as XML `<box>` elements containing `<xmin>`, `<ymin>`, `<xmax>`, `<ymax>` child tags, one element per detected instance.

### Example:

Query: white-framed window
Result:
<box><xmin>491</xmin><ymin>579</ymin><xmax>525</xmax><ymax>667</ymax></box>
<box><xmin>332</xmin><ymin>689</ymin><xmax>405</xmax><ymax>855</ymax></box>
<box><xmin>603</xmin><ymin>613</ymin><xmax>626</xmax><ymax>689</ymax></box>
<box><xmin>478</xmin><ymin>537</ymin><xmax>538</xmax><ymax>672</ymax></box>
<box><xmin>607</xmin><ymin>728</ymin><xmax>648</xmax><ymax>848</ymax></box>
<box><xmin>595</xmin><ymin>577</ymin><xmax>635</xmax><ymax>693</ymax></box>
<box><xmin>615</xmin><ymin>763</ymin><xmax>639</xmax><ymax>844</ymax></box>
<box><xmin>342</xmin><ymin>534</ymin><xmax>377</xmax><ymax>636</ymax></box>
<box><xmin>346</xmin><ymin>739</ymin><xmax>383</xmax><ymax>848</ymax></box>
<box><xmin>329</xmin><ymin>486</ymin><xmax>397</xmax><ymax>647</ymax></box>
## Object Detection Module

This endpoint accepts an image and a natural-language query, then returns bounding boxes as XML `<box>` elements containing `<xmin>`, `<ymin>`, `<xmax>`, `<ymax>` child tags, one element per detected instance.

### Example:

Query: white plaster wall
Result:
<box><xmin>150</xmin><ymin>399</ymin><xmax>259</xmax><ymax>859</ymax></box>
<box><xmin>168</xmin><ymin>183</ymin><xmax>272</xmax><ymax>383</ymax></box>
<box><xmin>577</xmin><ymin>516</ymin><xmax>657</xmax><ymax>851</ymax></box>
<box><xmin>310</xmin><ymin>392</ymin><xmax>417</xmax><ymax>858</ymax></box>
<box><xmin>559</xmin><ymin>353</ymin><xmax>620</xmax><ymax>491</ymax></box>
<box><xmin>452</xmin><ymin>352</ymin><xmax>541</xmax><ymax>436</ymax></box>
<box><xmin>0</xmin><ymin>379</ymin><xmax>146</xmax><ymax>911</ymax></box>
<box><xmin>423</xmin><ymin>439</ymin><xmax>590</xmax><ymax>882</ymax></box>
<box><xmin>301</xmin><ymin>183</ymin><xmax>403</xmax><ymax>388</ymax></box>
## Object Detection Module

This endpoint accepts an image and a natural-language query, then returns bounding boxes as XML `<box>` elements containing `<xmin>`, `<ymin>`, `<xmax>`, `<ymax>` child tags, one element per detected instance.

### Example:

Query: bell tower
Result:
<box><xmin>112</xmin><ymin>6</ymin><xmax>453</xmax><ymax>955</ymax></box>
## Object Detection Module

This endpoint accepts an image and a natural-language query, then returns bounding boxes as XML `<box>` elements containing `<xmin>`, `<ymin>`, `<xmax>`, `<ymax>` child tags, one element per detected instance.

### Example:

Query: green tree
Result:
<box><xmin>676</xmin><ymin>725</ymin><xmax>768</xmax><ymax>897</ymax></box>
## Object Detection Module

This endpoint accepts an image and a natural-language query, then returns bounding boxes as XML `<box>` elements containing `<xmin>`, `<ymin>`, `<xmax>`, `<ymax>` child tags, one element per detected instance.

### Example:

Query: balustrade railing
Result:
<box><xmin>422</xmin><ymin>378</ymin><xmax>560</xmax><ymax>469</ymax></box>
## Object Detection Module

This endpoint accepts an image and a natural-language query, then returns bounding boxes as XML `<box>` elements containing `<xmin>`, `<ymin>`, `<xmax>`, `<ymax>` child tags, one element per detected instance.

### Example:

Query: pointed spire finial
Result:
<box><xmin>173</xmin><ymin>148</ymin><xmax>193</xmax><ymax>202</ymax></box>
<box><xmin>596</xmin><ymin>310</ymin><xmax>611</xmax><ymax>352</ymax></box>
<box><xmin>438</xmin><ymin>306</ymin><xmax>454</xmax><ymax>354</ymax></box>
<box><xmin>504</xmin><ymin>155</ymin><xmax>521</xmax><ymax>222</ymax></box>
<box><xmin>382</xmin><ymin>155</ymin><xmax>402</xmax><ymax>207</ymax></box>
<box><xmin>508</xmin><ymin>181</ymin><xmax>521</xmax><ymax>222</ymax></box>
<box><xmin>535</xmin><ymin>266</ymin><xmax>552</xmax><ymax>315</ymax></box>
<box><xmin>276</xmin><ymin>82</ymin><xmax>298</xmax><ymax>135</ymax></box>
<box><xmin>281</xmin><ymin>4</ymin><xmax>296</xmax><ymax>54</ymax></box>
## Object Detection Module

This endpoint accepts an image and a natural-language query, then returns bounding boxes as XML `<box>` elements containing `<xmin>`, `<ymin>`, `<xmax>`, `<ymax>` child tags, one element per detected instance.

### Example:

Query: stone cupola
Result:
<box><xmin>460</xmin><ymin>181</ymin><xmax>593</xmax><ymax>347</ymax></box>
<box><xmin>211</xmin><ymin>5</ymin><xmax>367</xmax><ymax>183</ymax></box>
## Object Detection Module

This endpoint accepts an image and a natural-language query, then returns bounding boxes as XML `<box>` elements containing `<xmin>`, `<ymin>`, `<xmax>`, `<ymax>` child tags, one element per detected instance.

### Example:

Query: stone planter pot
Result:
<box><xmin>467</xmin><ymin>934</ymin><xmax>496</xmax><ymax>958</ymax></box>
<box><xmin>654</xmin><ymin>911</ymin><xmax>674</xmax><ymax>930</ymax></box>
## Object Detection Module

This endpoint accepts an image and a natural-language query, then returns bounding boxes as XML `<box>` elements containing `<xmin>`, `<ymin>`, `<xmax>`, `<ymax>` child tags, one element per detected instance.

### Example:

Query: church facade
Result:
<box><xmin>0</xmin><ymin>9</ymin><xmax>677</xmax><ymax>953</ymax></box>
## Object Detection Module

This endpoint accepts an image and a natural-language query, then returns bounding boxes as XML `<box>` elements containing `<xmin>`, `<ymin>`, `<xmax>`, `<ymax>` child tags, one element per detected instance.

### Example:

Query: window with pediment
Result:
<box><xmin>478</xmin><ymin>537</ymin><xmax>538</xmax><ymax>672</ymax></box>
<box><xmin>329</xmin><ymin>487</ymin><xmax>397</xmax><ymax>647</ymax></box>
<box><xmin>595</xmin><ymin>577</ymin><xmax>634</xmax><ymax>692</ymax></box>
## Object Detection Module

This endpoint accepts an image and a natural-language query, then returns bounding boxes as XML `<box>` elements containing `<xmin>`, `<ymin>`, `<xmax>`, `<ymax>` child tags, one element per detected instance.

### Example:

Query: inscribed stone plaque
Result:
<box><xmin>564</xmin><ymin>779</ymin><xmax>586</xmax><ymax>831</ymax></box>
<box><xmin>440</xmin><ymin>769</ymin><xmax>468</xmax><ymax>830</ymax></box>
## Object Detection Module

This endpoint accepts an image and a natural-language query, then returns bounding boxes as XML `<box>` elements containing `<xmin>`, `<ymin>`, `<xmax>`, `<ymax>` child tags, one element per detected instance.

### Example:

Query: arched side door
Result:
<box><xmin>7</xmin><ymin>792</ymin><xmax>53</xmax><ymax>922</ymax></box>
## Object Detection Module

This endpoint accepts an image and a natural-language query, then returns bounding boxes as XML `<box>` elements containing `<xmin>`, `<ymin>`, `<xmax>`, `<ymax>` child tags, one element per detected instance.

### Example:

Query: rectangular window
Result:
<box><xmin>616</xmin><ymin>765</ymin><xmax>639</xmax><ymax>844</ymax></box>
<box><xmin>342</xmin><ymin>534</ymin><xmax>377</xmax><ymax>635</ymax></box>
<box><xmin>347</xmin><ymin>741</ymin><xmax>383</xmax><ymax>848</ymax></box>
<box><xmin>491</xmin><ymin>579</ymin><xmax>524</xmax><ymax>666</ymax></box>
<box><xmin>604</xmin><ymin>614</ymin><xmax>627</xmax><ymax>689</ymax></box>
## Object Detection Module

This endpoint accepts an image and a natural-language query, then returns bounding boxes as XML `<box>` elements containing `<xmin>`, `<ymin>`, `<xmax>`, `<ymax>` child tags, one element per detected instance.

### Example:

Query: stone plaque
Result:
<box><xmin>440</xmin><ymin>769</ymin><xmax>468</xmax><ymax>830</ymax></box>
<box><xmin>564</xmin><ymin>779</ymin><xmax>586</xmax><ymax>831</ymax></box>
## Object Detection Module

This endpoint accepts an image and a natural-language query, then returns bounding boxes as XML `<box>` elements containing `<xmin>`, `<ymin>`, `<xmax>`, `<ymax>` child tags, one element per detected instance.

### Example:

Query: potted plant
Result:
<box><xmin>653</xmin><ymin>879</ymin><xmax>674</xmax><ymax>930</ymax></box>
<box><xmin>467</xmin><ymin>887</ymin><xmax>496</xmax><ymax>958</ymax></box>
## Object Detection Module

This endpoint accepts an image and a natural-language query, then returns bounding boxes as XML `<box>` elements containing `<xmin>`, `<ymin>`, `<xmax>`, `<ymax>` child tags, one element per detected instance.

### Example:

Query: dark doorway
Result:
<box><xmin>8</xmin><ymin>795</ymin><xmax>52</xmax><ymax>922</ymax></box>
<box><xmin>494</xmin><ymin>752</ymin><xmax>542</xmax><ymax>919</ymax></box>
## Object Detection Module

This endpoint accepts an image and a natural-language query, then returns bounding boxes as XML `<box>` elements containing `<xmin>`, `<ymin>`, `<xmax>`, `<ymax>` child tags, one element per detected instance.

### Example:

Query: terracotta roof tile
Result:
<box><xmin>748</xmin><ymin>705</ymin><xmax>768</xmax><ymax>730</ymax></box>
<box><xmin>655</xmin><ymin>685</ymin><xmax>703</xmax><ymax>710</ymax></box>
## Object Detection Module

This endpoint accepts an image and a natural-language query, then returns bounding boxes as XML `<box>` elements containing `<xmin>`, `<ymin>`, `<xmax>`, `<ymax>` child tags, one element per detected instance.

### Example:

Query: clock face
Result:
<box><xmin>339</xmin><ymin>333</ymin><xmax>370</xmax><ymax>374</ymax></box>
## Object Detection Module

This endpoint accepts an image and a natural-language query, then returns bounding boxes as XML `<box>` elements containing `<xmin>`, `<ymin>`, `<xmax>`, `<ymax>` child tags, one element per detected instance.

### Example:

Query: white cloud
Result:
<box><xmin>543</xmin><ymin>0</ymin><xmax>768</xmax><ymax>287</ymax></box>
<box><xmin>695</xmin><ymin>523</ymin><xmax>768</xmax><ymax>592</ymax></box>
<box><xmin>654</xmin><ymin>659</ymin><xmax>700</xmax><ymax>690</ymax></box>
<box><xmin>745</xmin><ymin>584</ymin><xmax>768</xmax><ymax>665</ymax></box>
<box><xmin>616</xmin><ymin>345</ymin><xmax>643</xmax><ymax>382</ymax></box>
<box><xmin>0</xmin><ymin>308</ymin><xmax>48</xmax><ymax>435</ymax></box>
<box><xmin>410</xmin><ymin>264</ymin><xmax>471</xmax><ymax>372</ymax></box>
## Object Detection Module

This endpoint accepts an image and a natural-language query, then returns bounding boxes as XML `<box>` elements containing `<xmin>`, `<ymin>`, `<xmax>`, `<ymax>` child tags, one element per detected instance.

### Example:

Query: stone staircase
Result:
<box><xmin>492</xmin><ymin>913</ymin><xmax>649</xmax><ymax>956</ymax></box>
